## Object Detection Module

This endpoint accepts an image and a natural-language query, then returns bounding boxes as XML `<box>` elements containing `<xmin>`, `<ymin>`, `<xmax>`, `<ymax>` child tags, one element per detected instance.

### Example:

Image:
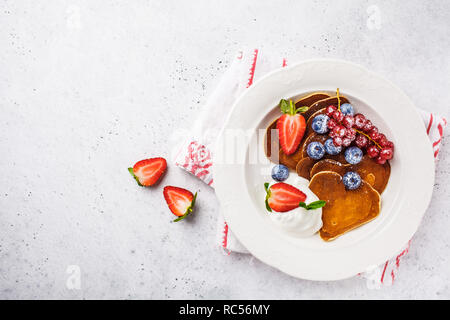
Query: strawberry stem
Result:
<box><xmin>289</xmin><ymin>100</ymin><xmax>295</xmax><ymax>115</ymax></box>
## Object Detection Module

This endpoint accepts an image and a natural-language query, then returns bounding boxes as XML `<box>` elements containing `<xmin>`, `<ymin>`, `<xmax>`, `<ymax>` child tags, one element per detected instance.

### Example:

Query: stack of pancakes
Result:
<box><xmin>264</xmin><ymin>92</ymin><xmax>390</xmax><ymax>241</ymax></box>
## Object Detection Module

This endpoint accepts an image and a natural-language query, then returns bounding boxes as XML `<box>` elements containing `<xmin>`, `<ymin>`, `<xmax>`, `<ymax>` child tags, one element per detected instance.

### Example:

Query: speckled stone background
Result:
<box><xmin>1</xmin><ymin>0</ymin><xmax>449</xmax><ymax>299</ymax></box>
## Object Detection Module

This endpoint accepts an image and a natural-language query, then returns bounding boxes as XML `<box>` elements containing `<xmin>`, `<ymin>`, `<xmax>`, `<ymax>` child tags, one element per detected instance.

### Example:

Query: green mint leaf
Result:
<box><xmin>128</xmin><ymin>167</ymin><xmax>143</xmax><ymax>186</ymax></box>
<box><xmin>264</xmin><ymin>182</ymin><xmax>270</xmax><ymax>192</ymax></box>
<box><xmin>298</xmin><ymin>202</ymin><xmax>308</xmax><ymax>209</ymax></box>
<box><xmin>299</xmin><ymin>200</ymin><xmax>326</xmax><ymax>210</ymax></box>
<box><xmin>279</xmin><ymin>99</ymin><xmax>290</xmax><ymax>114</ymax></box>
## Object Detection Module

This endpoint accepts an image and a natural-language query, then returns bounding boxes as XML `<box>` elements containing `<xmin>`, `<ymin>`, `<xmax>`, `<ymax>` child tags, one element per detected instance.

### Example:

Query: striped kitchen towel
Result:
<box><xmin>173</xmin><ymin>49</ymin><xmax>447</xmax><ymax>288</ymax></box>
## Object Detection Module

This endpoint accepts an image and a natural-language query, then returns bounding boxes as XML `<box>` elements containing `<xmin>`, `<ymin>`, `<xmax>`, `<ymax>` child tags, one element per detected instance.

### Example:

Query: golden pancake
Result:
<box><xmin>310</xmin><ymin>156</ymin><xmax>391</xmax><ymax>194</ymax></box>
<box><xmin>296</xmin><ymin>157</ymin><xmax>316</xmax><ymax>180</ymax></box>
<box><xmin>279</xmin><ymin>148</ymin><xmax>303</xmax><ymax>170</ymax></box>
<box><xmin>309</xmin><ymin>171</ymin><xmax>381</xmax><ymax>241</ymax></box>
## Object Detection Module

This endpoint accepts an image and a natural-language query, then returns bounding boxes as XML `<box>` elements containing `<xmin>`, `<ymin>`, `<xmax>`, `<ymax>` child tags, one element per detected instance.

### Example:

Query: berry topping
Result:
<box><xmin>332</xmin><ymin>125</ymin><xmax>346</xmax><ymax>138</ymax></box>
<box><xmin>344</xmin><ymin>146</ymin><xmax>363</xmax><ymax>164</ymax></box>
<box><xmin>386</xmin><ymin>140</ymin><xmax>395</xmax><ymax>150</ymax></box>
<box><xmin>375</xmin><ymin>155</ymin><xmax>387</xmax><ymax>165</ymax></box>
<box><xmin>367</xmin><ymin>145</ymin><xmax>380</xmax><ymax>158</ymax></box>
<box><xmin>277</xmin><ymin>99</ymin><xmax>307</xmax><ymax>155</ymax></box>
<box><xmin>345</xmin><ymin>127</ymin><xmax>356</xmax><ymax>140</ymax></box>
<box><xmin>363</xmin><ymin>119</ymin><xmax>373</xmax><ymax>132</ymax></box>
<box><xmin>333</xmin><ymin>136</ymin><xmax>343</xmax><ymax>147</ymax></box>
<box><xmin>369</xmin><ymin>127</ymin><xmax>380</xmax><ymax>141</ymax></box>
<box><xmin>324</xmin><ymin>138</ymin><xmax>342</xmax><ymax>155</ymax></box>
<box><xmin>327</xmin><ymin>118</ymin><xmax>338</xmax><ymax>130</ymax></box>
<box><xmin>343</xmin><ymin>171</ymin><xmax>362</xmax><ymax>190</ymax></box>
<box><xmin>340</xmin><ymin>103</ymin><xmax>355</xmax><ymax>116</ymax></box>
<box><xmin>354</xmin><ymin>114</ymin><xmax>367</xmax><ymax>130</ymax></box>
<box><xmin>163</xmin><ymin>186</ymin><xmax>197</xmax><ymax>222</ymax></box>
<box><xmin>342</xmin><ymin>115</ymin><xmax>354</xmax><ymax>129</ymax></box>
<box><xmin>311</xmin><ymin>114</ymin><xmax>330</xmax><ymax>134</ymax></box>
<box><xmin>342</xmin><ymin>137</ymin><xmax>352</xmax><ymax>147</ymax></box>
<box><xmin>325</xmin><ymin>105</ymin><xmax>337</xmax><ymax>117</ymax></box>
<box><xmin>306</xmin><ymin>141</ymin><xmax>325</xmax><ymax>160</ymax></box>
<box><xmin>332</xmin><ymin>110</ymin><xmax>344</xmax><ymax>122</ymax></box>
<box><xmin>128</xmin><ymin>157</ymin><xmax>167</xmax><ymax>187</ymax></box>
<box><xmin>377</xmin><ymin>133</ymin><xmax>388</xmax><ymax>147</ymax></box>
<box><xmin>271</xmin><ymin>164</ymin><xmax>289</xmax><ymax>182</ymax></box>
<box><xmin>380</xmin><ymin>147</ymin><xmax>394</xmax><ymax>160</ymax></box>
<box><xmin>264</xmin><ymin>182</ymin><xmax>307</xmax><ymax>212</ymax></box>
<box><xmin>355</xmin><ymin>134</ymin><xmax>369</xmax><ymax>148</ymax></box>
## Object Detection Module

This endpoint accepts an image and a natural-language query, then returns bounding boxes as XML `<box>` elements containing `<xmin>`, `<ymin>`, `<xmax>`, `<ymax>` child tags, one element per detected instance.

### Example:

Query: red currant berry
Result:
<box><xmin>327</xmin><ymin>118</ymin><xmax>337</xmax><ymax>130</ymax></box>
<box><xmin>325</xmin><ymin>105</ymin><xmax>337</xmax><ymax>117</ymax></box>
<box><xmin>342</xmin><ymin>137</ymin><xmax>352</xmax><ymax>147</ymax></box>
<box><xmin>342</xmin><ymin>115</ymin><xmax>354</xmax><ymax>129</ymax></box>
<box><xmin>363</xmin><ymin>119</ymin><xmax>373</xmax><ymax>132</ymax></box>
<box><xmin>353</xmin><ymin>114</ymin><xmax>366</xmax><ymax>129</ymax></box>
<box><xmin>369</xmin><ymin>127</ymin><xmax>380</xmax><ymax>141</ymax></box>
<box><xmin>367</xmin><ymin>145</ymin><xmax>379</xmax><ymax>158</ymax></box>
<box><xmin>377</xmin><ymin>133</ymin><xmax>388</xmax><ymax>146</ymax></box>
<box><xmin>332</xmin><ymin>110</ymin><xmax>344</xmax><ymax>122</ymax></box>
<box><xmin>355</xmin><ymin>134</ymin><xmax>369</xmax><ymax>148</ymax></box>
<box><xmin>333</xmin><ymin>136</ymin><xmax>343</xmax><ymax>146</ymax></box>
<box><xmin>332</xmin><ymin>125</ymin><xmax>346</xmax><ymax>138</ymax></box>
<box><xmin>376</xmin><ymin>155</ymin><xmax>386</xmax><ymax>165</ymax></box>
<box><xmin>380</xmin><ymin>147</ymin><xmax>393</xmax><ymax>160</ymax></box>
<box><xmin>345</xmin><ymin>128</ymin><xmax>356</xmax><ymax>139</ymax></box>
<box><xmin>386</xmin><ymin>140</ymin><xmax>394</xmax><ymax>150</ymax></box>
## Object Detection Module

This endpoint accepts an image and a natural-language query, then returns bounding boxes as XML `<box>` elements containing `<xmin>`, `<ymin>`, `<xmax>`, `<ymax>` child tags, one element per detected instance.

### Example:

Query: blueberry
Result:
<box><xmin>311</xmin><ymin>114</ymin><xmax>330</xmax><ymax>134</ymax></box>
<box><xmin>307</xmin><ymin>141</ymin><xmax>325</xmax><ymax>160</ymax></box>
<box><xmin>271</xmin><ymin>164</ymin><xmax>289</xmax><ymax>181</ymax></box>
<box><xmin>340</xmin><ymin>103</ymin><xmax>354</xmax><ymax>116</ymax></box>
<box><xmin>324</xmin><ymin>138</ymin><xmax>342</xmax><ymax>155</ymax></box>
<box><xmin>343</xmin><ymin>171</ymin><xmax>362</xmax><ymax>190</ymax></box>
<box><xmin>344</xmin><ymin>146</ymin><xmax>363</xmax><ymax>164</ymax></box>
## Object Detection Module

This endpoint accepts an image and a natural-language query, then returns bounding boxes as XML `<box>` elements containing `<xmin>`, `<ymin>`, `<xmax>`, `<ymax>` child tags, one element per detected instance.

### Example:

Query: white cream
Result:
<box><xmin>268</xmin><ymin>175</ymin><xmax>323</xmax><ymax>237</ymax></box>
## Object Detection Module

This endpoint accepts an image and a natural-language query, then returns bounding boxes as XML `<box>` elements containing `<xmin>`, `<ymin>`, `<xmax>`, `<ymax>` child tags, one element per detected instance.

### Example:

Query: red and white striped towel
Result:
<box><xmin>173</xmin><ymin>49</ymin><xmax>447</xmax><ymax>288</ymax></box>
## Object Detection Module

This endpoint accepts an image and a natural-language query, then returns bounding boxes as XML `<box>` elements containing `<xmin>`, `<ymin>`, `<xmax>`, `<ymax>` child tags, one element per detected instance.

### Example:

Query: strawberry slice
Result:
<box><xmin>128</xmin><ymin>157</ymin><xmax>167</xmax><ymax>187</ymax></box>
<box><xmin>264</xmin><ymin>182</ymin><xmax>307</xmax><ymax>212</ymax></box>
<box><xmin>163</xmin><ymin>186</ymin><xmax>198</xmax><ymax>222</ymax></box>
<box><xmin>277</xmin><ymin>99</ymin><xmax>306</xmax><ymax>155</ymax></box>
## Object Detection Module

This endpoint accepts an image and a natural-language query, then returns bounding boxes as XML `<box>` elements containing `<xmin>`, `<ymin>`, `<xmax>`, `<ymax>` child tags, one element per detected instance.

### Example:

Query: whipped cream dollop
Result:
<box><xmin>268</xmin><ymin>175</ymin><xmax>323</xmax><ymax>237</ymax></box>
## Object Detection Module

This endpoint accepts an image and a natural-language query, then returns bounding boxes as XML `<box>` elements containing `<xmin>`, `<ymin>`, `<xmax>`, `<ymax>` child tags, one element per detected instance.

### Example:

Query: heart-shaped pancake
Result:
<box><xmin>310</xmin><ymin>156</ymin><xmax>391</xmax><ymax>194</ymax></box>
<box><xmin>309</xmin><ymin>171</ymin><xmax>381</xmax><ymax>241</ymax></box>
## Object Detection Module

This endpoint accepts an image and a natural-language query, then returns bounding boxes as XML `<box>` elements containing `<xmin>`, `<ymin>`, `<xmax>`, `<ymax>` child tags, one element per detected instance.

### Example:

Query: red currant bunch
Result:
<box><xmin>352</xmin><ymin>113</ymin><xmax>394</xmax><ymax>164</ymax></box>
<box><xmin>326</xmin><ymin>105</ymin><xmax>357</xmax><ymax>148</ymax></box>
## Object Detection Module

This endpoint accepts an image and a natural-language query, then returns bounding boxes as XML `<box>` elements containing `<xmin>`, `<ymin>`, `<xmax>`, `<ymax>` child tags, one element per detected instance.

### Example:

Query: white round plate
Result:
<box><xmin>214</xmin><ymin>59</ymin><xmax>435</xmax><ymax>281</ymax></box>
